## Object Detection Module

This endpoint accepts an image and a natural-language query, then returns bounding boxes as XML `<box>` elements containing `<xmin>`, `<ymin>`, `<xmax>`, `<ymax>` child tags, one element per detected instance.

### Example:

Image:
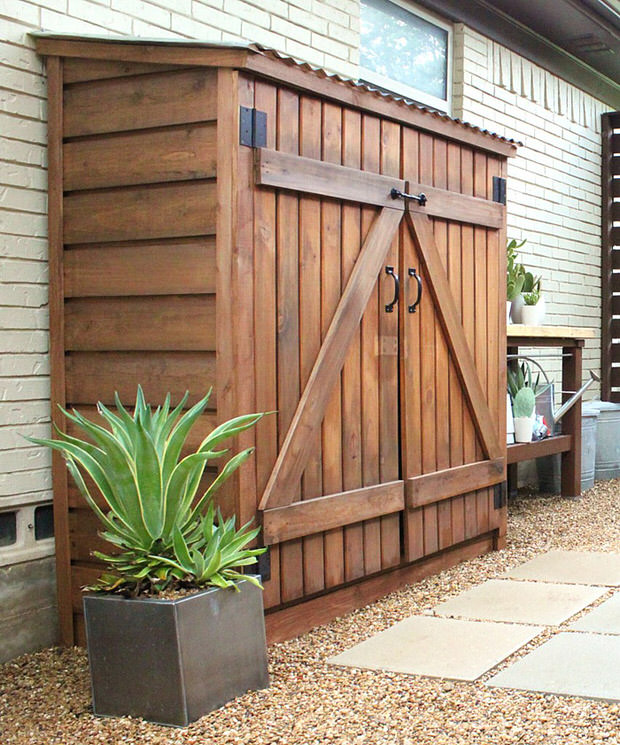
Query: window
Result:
<box><xmin>360</xmin><ymin>0</ymin><xmax>452</xmax><ymax>113</ymax></box>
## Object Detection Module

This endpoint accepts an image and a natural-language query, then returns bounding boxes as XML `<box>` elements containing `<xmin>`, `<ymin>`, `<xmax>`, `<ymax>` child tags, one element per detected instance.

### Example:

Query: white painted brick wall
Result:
<box><xmin>453</xmin><ymin>25</ymin><xmax>606</xmax><ymax>405</ymax></box>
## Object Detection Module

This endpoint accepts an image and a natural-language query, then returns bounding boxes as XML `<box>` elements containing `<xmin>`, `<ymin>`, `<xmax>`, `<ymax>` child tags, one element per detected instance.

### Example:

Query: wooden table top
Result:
<box><xmin>507</xmin><ymin>325</ymin><xmax>596</xmax><ymax>340</ymax></box>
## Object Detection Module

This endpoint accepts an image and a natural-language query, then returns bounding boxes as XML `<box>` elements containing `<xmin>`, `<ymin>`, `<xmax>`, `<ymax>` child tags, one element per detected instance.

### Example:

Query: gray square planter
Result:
<box><xmin>83</xmin><ymin>578</ymin><xmax>269</xmax><ymax>727</ymax></box>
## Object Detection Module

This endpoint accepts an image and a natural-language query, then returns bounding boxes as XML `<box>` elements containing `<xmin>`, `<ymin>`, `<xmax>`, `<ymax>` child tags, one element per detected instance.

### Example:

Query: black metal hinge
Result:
<box><xmin>494</xmin><ymin>480</ymin><xmax>507</xmax><ymax>510</ymax></box>
<box><xmin>256</xmin><ymin>546</ymin><xmax>271</xmax><ymax>582</ymax></box>
<box><xmin>239</xmin><ymin>106</ymin><xmax>267</xmax><ymax>148</ymax></box>
<box><xmin>493</xmin><ymin>176</ymin><xmax>507</xmax><ymax>205</ymax></box>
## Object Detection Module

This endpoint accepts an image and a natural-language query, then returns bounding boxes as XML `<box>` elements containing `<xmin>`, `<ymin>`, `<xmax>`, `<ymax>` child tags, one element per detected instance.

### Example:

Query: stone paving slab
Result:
<box><xmin>431</xmin><ymin>579</ymin><xmax>607</xmax><ymax>626</ymax></box>
<box><xmin>569</xmin><ymin>591</ymin><xmax>620</xmax><ymax>634</ymax></box>
<box><xmin>504</xmin><ymin>550</ymin><xmax>620</xmax><ymax>586</ymax></box>
<box><xmin>487</xmin><ymin>632</ymin><xmax>620</xmax><ymax>703</ymax></box>
<box><xmin>328</xmin><ymin>616</ymin><xmax>542</xmax><ymax>682</ymax></box>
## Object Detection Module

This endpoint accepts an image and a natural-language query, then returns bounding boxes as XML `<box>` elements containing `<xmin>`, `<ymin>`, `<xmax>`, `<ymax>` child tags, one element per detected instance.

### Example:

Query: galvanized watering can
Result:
<box><xmin>507</xmin><ymin>354</ymin><xmax>599</xmax><ymax>433</ymax></box>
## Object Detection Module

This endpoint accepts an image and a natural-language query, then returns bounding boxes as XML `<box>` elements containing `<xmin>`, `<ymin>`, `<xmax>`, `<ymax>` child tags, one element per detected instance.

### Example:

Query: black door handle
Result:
<box><xmin>408</xmin><ymin>267</ymin><xmax>422</xmax><ymax>313</ymax></box>
<box><xmin>385</xmin><ymin>266</ymin><xmax>399</xmax><ymax>313</ymax></box>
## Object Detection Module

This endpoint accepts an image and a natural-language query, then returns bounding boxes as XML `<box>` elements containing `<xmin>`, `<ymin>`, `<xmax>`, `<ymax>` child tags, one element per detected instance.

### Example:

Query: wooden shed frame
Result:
<box><xmin>34</xmin><ymin>34</ymin><xmax>517</xmax><ymax>646</ymax></box>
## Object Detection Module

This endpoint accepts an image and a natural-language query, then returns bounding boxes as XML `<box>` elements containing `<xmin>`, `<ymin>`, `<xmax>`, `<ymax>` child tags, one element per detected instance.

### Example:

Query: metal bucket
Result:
<box><xmin>536</xmin><ymin>403</ymin><xmax>599</xmax><ymax>494</ymax></box>
<box><xmin>594</xmin><ymin>401</ymin><xmax>620</xmax><ymax>480</ymax></box>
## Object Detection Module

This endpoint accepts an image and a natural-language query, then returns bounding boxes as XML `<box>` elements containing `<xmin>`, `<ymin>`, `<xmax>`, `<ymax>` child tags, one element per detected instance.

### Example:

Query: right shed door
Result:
<box><xmin>398</xmin><ymin>192</ymin><xmax>506</xmax><ymax>562</ymax></box>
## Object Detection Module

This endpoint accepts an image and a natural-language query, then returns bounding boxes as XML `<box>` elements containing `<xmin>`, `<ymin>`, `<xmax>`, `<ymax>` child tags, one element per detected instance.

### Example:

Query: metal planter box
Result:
<box><xmin>83</xmin><ymin>579</ymin><xmax>269</xmax><ymax>727</ymax></box>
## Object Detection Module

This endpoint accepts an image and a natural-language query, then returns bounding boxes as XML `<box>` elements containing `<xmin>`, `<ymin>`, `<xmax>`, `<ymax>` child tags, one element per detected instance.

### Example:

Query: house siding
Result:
<box><xmin>0</xmin><ymin>1</ymin><xmax>608</xmax><ymax>658</ymax></box>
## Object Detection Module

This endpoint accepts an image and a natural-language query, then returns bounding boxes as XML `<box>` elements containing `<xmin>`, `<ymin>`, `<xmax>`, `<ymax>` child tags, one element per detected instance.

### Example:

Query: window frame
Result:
<box><xmin>359</xmin><ymin>0</ymin><xmax>453</xmax><ymax>114</ymax></box>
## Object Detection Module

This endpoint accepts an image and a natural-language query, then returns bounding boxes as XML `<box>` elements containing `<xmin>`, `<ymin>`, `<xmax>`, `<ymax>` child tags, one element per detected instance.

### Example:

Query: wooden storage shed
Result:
<box><xmin>34</xmin><ymin>34</ymin><xmax>517</xmax><ymax>646</ymax></box>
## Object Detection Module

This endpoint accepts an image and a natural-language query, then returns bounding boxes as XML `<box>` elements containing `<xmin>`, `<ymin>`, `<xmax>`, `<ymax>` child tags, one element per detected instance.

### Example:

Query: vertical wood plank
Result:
<box><xmin>432</xmin><ymin>138</ymin><xmax>452</xmax><ymax>551</ymax></box>
<box><xmin>418</xmin><ymin>132</ymin><xmax>438</xmax><ymax>555</ymax></box>
<box><xmin>321</xmin><ymin>101</ymin><xmax>345</xmax><ymax>588</ymax></box>
<box><xmin>341</xmin><ymin>108</ymin><xmax>365</xmax><ymax>582</ymax></box>
<box><xmin>277</xmin><ymin>88</ymin><xmax>304</xmax><ymax>603</ymax></box>
<box><xmin>460</xmin><ymin>146</ymin><xmax>478</xmax><ymax>539</ymax></box>
<box><xmin>447</xmin><ymin>142</ymin><xmax>465</xmax><ymax>545</ymax></box>
<box><xmin>360</xmin><ymin>114</ymin><xmax>382</xmax><ymax>575</ymax></box>
<box><xmin>48</xmin><ymin>56</ymin><xmax>72</xmax><ymax>646</ymax></box>
<box><xmin>253</xmin><ymin>79</ymin><xmax>281</xmax><ymax>608</ymax></box>
<box><xmin>401</xmin><ymin>126</ymin><xmax>424</xmax><ymax>561</ymax></box>
<box><xmin>474</xmin><ymin>151</ymin><xmax>490</xmax><ymax>534</ymax></box>
<box><xmin>379</xmin><ymin>119</ymin><xmax>401</xmax><ymax>569</ymax></box>
<box><xmin>299</xmin><ymin>95</ymin><xmax>325</xmax><ymax>595</ymax></box>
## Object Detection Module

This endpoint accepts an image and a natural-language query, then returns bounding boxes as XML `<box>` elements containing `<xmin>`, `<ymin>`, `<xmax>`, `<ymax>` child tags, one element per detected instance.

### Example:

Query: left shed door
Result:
<box><xmin>254</xmin><ymin>93</ymin><xmax>407</xmax><ymax>605</ymax></box>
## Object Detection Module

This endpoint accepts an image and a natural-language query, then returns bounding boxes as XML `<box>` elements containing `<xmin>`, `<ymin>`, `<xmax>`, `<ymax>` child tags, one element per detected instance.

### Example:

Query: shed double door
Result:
<box><xmin>255</xmin><ymin>125</ymin><xmax>506</xmax><ymax>607</ymax></box>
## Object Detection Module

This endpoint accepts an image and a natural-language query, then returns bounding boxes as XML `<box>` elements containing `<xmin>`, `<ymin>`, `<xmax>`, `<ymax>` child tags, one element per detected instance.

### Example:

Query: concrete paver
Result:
<box><xmin>432</xmin><ymin>579</ymin><xmax>606</xmax><ymax>626</ymax></box>
<box><xmin>328</xmin><ymin>616</ymin><xmax>542</xmax><ymax>682</ymax></box>
<box><xmin>569</xmin><ymin>591</ymin><xmax>620</xmax><ymax>634</ymax></box>
<box><xmin>504</xmin><ymin>550</ymin><xmax>620</xmax><ymax>586</ymax></box>
<box><xmin>487</xmin><ymin>631</ymin><xmax>620</xmax><ymax>703</ymax></box>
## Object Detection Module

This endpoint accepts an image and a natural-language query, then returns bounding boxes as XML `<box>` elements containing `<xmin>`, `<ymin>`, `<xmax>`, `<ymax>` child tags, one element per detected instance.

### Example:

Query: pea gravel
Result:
<box><xmin>2</xmin><ymin>482</ymin><xmax>620</xmax><ymax>745</ymax></box>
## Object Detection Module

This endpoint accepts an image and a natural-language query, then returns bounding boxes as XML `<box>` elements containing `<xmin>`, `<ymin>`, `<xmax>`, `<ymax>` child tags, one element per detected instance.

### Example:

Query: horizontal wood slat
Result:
<box><xmin>256</xmin><ymin>147</ymin><xmax>405</xmax><ymax>209</ymax></box>
<box><xmin>64</xmin><ymin>295</ymin><xmax>215</xmax><ymax>351</ymax></box>
<box><xmin>63</xmin><ymin>68</ymin><xmax>218</xmax><ymax>137</ymax></box>
<box><xmin>256</xmin><ymin>149</ymin><xmax>503</xmax><ymax>227</ymax></box>
<box><xmin>406</xmin><ymin>211</ymin><xmax>503</xmax><ymax>461</ymax></box>
<box><xmin>609</xmin><ymin>365</ymin><xmax>620</xmax><ymax>388</ymax></box>
<box><xmin>406</xmin><ymin>459</ymin><xmax>504</xmax><ymax>508</ymax></box>
<box><xmin>507</xmin><ymin>435</ymin><xmax>572</xmax><ymax>464</ymax></box>
<box><xmin>262</xmin><ymin>481</ymin><xmax>404</xmax><ymax>544</ymax></box>
<box><xmin>611</xmin><ymin>345</ymin><xmax>620</xmax><ymax>364</ymax></box>
<box><xmin>610</xmin><ymin>318</ymin><xmax>620</xmax><ymax>339</ymax></box>
<box><xmin>611</xmin><ymin>294</ymin><xmax>620</xmax><ymax>316</ymax></box>
<box><xmin>64</xmin><ymin>181</ymin><xmax>216</xmax><ymax>244</ymax></box>
<box><xmin>611</xmin><ymin>133</ymin><xmax>620</xmax><ymax>153</ymax></box>
<box><xmin>259</xmin><ymin>207</ymin><xmax>403</xmax><ymax>510</ymax></box>
<box><xmin>612</xmin><ymin>157</ymin><xmax>620</xmax><ymax>177</ymax></box>
<box><xmin>611</xmin><ymin>181</ymin><xmax>620</xmax><ymax>199</ymax></box>
<box><xmin>65</xmin><ymin>351</ymin><xmax>216</xmax><ymax>406</ymax></box>
<box><xmin>613</xmin><ymin>201</ymin><xmax>620</xmax><ymax>221</ymax></box>
<box><xmin>64</xmin><ymin>123</ymin><xmax>217</xmax><ymax>190</ymax></box>
<box><xmin>64</xmin><ymin>238</ymin><xmax>216</xmax><ymax>297</ymax></box>
<box><xmin>63</xmin><ymin>58</ymin><xmax>184</xmax><ymax>84</ymax></box>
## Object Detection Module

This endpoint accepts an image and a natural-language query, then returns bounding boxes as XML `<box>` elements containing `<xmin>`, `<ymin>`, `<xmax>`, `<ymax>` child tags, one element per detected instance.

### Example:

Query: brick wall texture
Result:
<box><xmin>0</xmin><ymin>0</ymin><xmax>608</xmax><ymax>648</ymax></box>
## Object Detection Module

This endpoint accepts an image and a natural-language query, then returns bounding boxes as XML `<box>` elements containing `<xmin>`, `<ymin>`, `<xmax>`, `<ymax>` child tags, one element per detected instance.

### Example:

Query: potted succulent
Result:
<box><xmin>506</xmin><ymin>238</ymin><xmax>525</xmax><ymax>323</ymax></box>
<box><xmin>511</xmin><ymin>386</ymin><xmax>536</xmax><ymax>443</ymax></box>
<box><xmin>28</xmin><ymin>388</ymin><xmax>269</xmax><ymax>727</ymax></box>
<box><xmin>521</xmin><ymin>279</ymin><xmax>545</xmax><ymax>325</ymax></box>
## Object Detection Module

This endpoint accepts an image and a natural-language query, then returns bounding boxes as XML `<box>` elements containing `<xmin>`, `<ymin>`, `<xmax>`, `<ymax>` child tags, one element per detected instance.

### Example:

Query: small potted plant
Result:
<box><xmin>28</xmin><ymin>388</ymin><xmax>269</xmax><ymax>727</ymax></box>
<box><xmin>511</xmin><ymin>386</ymin><xmax>536</xmax><ymax>443</ymax></box>
<box><xmin>506</xmin><ymin>238</ymin><xmax>525</xmax><ymax>323</ymax></box>
<box><xmin>521</xmin><ymin>278</ymin><xmax>544</xmax><ymax>325</ymax></box>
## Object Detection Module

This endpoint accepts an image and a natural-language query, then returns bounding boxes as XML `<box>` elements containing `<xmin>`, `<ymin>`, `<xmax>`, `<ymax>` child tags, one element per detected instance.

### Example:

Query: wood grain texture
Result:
<box><xmin>263</xmin><ymin>481</ymin><xmax>404</xmax><ymax>544</ymax></box>
<box><xmin>65</xmin><ymin>351</ymin><xmax>216</xmax><ymax>406</ymax></box>
<box><xmin>407</xmin><ymin>459</ymin><xmax>504</xmax><ymax>508</ymax></box>
<box><xmin>405</xmin><ymin>211</ymin><xmax>503</xmax><ymax>462</ymax></box>
<box><xmin>62</xmin><ymin>57</ymin><xmax>182</xmax><ymax>84</ymax></box>
<box><xmin>64</xmin><ymin>123</ymin><xmax>217</xmax><ymax>190</ymax></box>
<box><xmin>64</xmin><ymin>181</ymin><xmax>216</xmax><ymax>244</ymax></box>
<box><xmin>259</xmin><ymin>207</ymin><xmax>402</xmax><ymax>510</ymax></box>
<box><xmin>64</xmin><ymin>238</ymin><xmax>215</xmax><ymax>297</ymax></box>
<box><xmin>64</xmin><ymin>295</ymin><xmax>215</xmax><ymax>351</ymax></box>
<box><xmin>64</xmin><ymin>68</ymin><xmax>218</xmax><ymax>137</ymax></box>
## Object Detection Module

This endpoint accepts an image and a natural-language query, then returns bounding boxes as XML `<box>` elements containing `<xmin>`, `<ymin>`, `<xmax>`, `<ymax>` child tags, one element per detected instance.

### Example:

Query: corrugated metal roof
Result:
<box><xmin>31</xmin><ymin>32</ymin><xmax>521</xmax><ymax>147</ymax></box>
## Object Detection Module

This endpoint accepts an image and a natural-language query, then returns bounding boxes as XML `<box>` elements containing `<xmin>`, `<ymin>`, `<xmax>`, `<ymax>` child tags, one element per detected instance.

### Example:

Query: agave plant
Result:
<box><xmin>28</xmin><ymin>388</ymin><xmax>265</xmax><ymax>596</ymax></box>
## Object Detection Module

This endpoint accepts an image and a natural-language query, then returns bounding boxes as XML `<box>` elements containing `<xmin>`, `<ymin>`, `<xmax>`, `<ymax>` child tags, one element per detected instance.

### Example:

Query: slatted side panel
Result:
<box><xmin>61</xmin><ymin>64</ymin><xmax>219</xmax><ymax>634</ymax></box>
<box><xmin>602</xmin><ymin>112</ymin><xmax>620</xmax><ymax>401</ymax></box>
<box><xmin>401</xmin><ymin>135</ymin><xmax>505</xmax><ymax>560</ymax></box>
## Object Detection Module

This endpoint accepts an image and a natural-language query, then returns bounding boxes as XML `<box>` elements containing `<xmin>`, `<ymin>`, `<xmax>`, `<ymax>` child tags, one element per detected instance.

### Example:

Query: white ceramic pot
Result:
<box><xmin>514</xmin><ymin>416</ymin><xmax>534</xmax><ymax>443</ymax></box>
<box><xmin>511</xmin><ymin>293</ymin><xmax>524</xmax><ymax>323</ymax></box>
<box><xmin>506</xmin><ymin>300</ymin><xmax>512</xmax><ymax>325</ymax></box>
<box><xmin>522</xmin><ymin>302</ymin><xmax>544</xmax><ymax>326</ymax></box>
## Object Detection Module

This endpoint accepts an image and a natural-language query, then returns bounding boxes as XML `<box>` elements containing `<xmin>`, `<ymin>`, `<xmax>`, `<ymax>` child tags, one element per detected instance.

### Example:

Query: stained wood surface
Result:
<box><xmin>64</xmin><ymin>123</ymin><xmax>217</xmax><ymax>190</ymax></box>
<box><xmin>64</xmin><ymin>180</ymin><xmax>216</xmax><ymax>244</ymax></box>
<box><xmin>259</xmin><ymin>207</ymin><xmax>402</xmax><ymax>510</ymax></box>
<box><xmin>62</xmin><ymin>57</ymin><xmax>183</xmax><ymax>84</ymax></box>
<box><xmin>64</xmin><ymin>238</ymin><xmax>215</xmax><ymax>297</ymax></box>
<box><xmin>262</xmin><ymin>481</ymin><xmax>404</xmax><ymax>544</ymax></box>
<box><xmin>64</xmin><ymin>295</ymin><xmax>215</xmax><ymax>351</ymax></box>
<box><xmin>507</xmin><ymin>326</ymin><xmax>595</xmax><ymax>339</ymax></box>
<box><xmin>507</xmin><ymin>435</ymin><xmax>572</xmax><ymax>464</ymax></box>
<box><xmin>407</xmin><ymin>459</ymin><xmax>504</xmax><ymax>508</ymax></box>
<box><xmin>64</xmin><ymin>68</ymin><xmax>218</xmax><ymax>137</ymax></box>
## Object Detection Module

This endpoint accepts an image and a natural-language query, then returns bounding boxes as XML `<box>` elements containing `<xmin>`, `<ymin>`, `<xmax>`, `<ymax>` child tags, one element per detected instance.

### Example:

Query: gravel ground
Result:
<box><xmin>2</xmin><ymin>482</ymin><xmax>620</xmax><ymax>745</ymax></box>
